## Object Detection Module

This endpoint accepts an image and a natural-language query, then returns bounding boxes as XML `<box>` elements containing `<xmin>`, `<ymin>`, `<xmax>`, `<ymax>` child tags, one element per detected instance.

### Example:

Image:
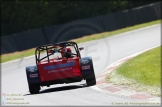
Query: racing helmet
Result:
<box><xmin>61</xmin><ymin>47</ymin><xmax>71</xmax><ymax>57</ymax></box>
<box><xmin>66</xmin><ymin>47</ymin><xmax>71</xmax><ymax>52</ymax></box>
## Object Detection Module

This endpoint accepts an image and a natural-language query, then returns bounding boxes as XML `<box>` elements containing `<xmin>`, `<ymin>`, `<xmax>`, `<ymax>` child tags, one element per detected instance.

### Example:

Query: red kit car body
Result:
<box><xmin>26</xmin><ymin>41</ymin><xmax>96</xmax><ymax>94</ymax></box>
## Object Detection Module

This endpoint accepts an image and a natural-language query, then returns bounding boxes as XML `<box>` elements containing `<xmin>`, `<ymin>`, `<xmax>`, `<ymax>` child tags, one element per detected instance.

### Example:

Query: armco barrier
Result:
<box><xmin>113</xmin><ymin>11</ymin><xmax>130</xmax><ymax>29</ymax></box>
<box><xmin>100</xmin><ymin>14</ymin><xmax>120</xmax><ymax>31</ymax></box>
<box><xmin>1</xmin><ymin>36</ymin><xmax>18</xmax><ymax>54</ymax></box>
<box><xmin>42</xmin><ymin>24</ymin><xmax>63</xmax><ymax>44</ymax></box>
<box><xmin>44</xmin><ymin>16</ymin><xmax>104</xmax><ymax>44</ymax></box>
<box><xmin>152</xmin><ymin>2</ymin><xmax>161</xmax><ymax>19</ymax></box>
<box><xmin>140</xmin><ymin>5</ymin><xmax>157</xmax><ymax>23</ymax></box>
<box><xmin>1</xmin><ymin>2</ymin><xmax>161</xmax><ymax>55</ymax></box>
<box><xmin>13</xmin><ymin>28</ymin><xmax>47</xmax><ymax>51</ymax></box>
<box><xmin>1</xmin><ymin>28</ymin><xmax>47</xmax><ymax>54</ymax></box>
<box><xmin>127</xmin><ymin>9</ymin><xmax>139</xmax><ymax>26</ymax></box>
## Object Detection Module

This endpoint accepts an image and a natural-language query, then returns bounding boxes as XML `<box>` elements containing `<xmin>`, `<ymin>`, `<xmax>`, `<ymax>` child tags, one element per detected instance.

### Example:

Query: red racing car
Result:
<box><xmin>26</xmin><ymin>41</ymin><xmax>96</xmax><ymax>94</ymax></box>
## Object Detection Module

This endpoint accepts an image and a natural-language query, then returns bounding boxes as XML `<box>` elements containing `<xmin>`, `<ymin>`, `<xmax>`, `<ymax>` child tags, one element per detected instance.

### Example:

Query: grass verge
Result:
<box><xmin>105</xmin><ymin>46</ymin><xmax>161</xmax><ymax>96</ymax></box>
<box><xmin>1</xmin><ymin>48</ymin><xmax>36</xmax><ymax>63</ymax></box>
<box><xmin>1</xmin><ymin>19</ymin><xmax>161</xmax><ymax>63</ymax></box>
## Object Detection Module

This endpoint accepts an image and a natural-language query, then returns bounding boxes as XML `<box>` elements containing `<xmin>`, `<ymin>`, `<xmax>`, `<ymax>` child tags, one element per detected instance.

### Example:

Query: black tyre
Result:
<box><xmin>86</xmin><ymin>72</ymin><xmax>96</xmax><ymax>86</ymax></box>
<box><xmin>28</xmin><ymin>83</ymin><xmax>40</xmax><ymax>94</ymax></box>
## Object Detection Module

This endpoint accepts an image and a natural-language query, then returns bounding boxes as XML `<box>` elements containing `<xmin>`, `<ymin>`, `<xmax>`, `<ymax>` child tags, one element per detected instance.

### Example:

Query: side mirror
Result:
<box><xmin>79</xmin><ymin>47</ymin><xmax>84</xmax><ymax>51</ymax></box>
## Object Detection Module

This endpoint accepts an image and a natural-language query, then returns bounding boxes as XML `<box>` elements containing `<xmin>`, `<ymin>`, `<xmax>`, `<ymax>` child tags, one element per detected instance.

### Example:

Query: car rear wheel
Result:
<box><xmin>86</xmin><ymin>72</ymin><xmax>96</xmax><ymax>86</ymax></box>
<box><xmin>28</xmin><ymin>83</ymin><xmax>40</xmax><ymax>94</ymax></box>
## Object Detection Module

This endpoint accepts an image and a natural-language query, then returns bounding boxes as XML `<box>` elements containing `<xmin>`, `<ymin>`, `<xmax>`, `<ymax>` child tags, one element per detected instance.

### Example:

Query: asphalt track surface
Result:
<box><xmin>1</xmin><ymin>24</ymin><xmax>161</xmax><ymax>106</ymax></box>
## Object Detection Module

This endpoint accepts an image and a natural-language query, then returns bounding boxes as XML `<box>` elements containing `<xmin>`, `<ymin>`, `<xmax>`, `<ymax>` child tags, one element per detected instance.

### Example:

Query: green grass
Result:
<box><xmin>105</xmin><ymin>46</ymin><xmax>161</xmax><ymax>96</ymax></box>
<box><xmin>1</xmin><ymin>48</ymin><xmax>36</xmax><ymax>63</ymax></box>
<box><xmin>0</xmin><ymin>19</ymin><xmax>161</xmax><ymax>63</ymax></box>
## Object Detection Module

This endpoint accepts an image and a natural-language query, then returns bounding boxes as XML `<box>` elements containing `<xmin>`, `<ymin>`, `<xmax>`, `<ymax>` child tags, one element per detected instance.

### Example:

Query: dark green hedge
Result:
<box><xmin>1</xmin><ymin>0</ymin><xmax>161</xmax><ymax>36</ymax></box>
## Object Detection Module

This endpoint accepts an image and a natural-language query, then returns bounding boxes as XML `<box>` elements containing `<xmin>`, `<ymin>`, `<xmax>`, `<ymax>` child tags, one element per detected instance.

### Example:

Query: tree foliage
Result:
<box><xmin>1</xmin><ymin>0</ymin><xmax>161</xmax><ymax>36</ymax></box>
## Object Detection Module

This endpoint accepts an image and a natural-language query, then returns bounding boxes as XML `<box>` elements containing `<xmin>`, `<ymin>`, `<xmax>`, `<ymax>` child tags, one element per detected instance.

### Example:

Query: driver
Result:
<box><xmin>61</xmin><ymin>47</ymin><xmax>72</xmax><ymax>58</ymax></box>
